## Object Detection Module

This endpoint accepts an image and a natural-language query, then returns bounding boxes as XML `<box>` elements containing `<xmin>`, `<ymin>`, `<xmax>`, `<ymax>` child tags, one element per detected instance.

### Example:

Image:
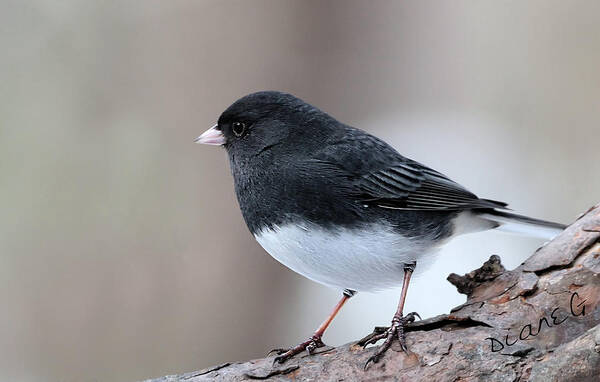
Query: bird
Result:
<box><xmin>195</xmin><ymin>91</ymin><xmax>566</xmax><ymax>368</ymax></box>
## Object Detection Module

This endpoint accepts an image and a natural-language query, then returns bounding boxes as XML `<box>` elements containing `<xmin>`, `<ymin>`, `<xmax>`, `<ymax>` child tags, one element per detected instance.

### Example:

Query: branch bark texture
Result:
<box><xmin>146</xmin><ymin>204</ymin><xmax>600</xmax><ymax>381</ymax></box>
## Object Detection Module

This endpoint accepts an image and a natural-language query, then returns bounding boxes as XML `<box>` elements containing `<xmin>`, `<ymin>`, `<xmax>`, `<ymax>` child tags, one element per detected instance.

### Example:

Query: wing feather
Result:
<box><xmin>311</xmin><ymin>130</ymin><xmax>507</xmax><ymax>211</ymax></box>
<box><xmin>356</xmin><ymin>164</ymin><xmax>506</xmax><ymax>211</ymax></box>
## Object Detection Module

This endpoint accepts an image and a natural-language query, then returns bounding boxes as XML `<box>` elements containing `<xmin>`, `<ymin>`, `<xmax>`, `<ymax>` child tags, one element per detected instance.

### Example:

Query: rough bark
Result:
<box><xmin>145</xmin><ymin>204</ymin><xmax>600</xmax><ymax>381</ymax></box>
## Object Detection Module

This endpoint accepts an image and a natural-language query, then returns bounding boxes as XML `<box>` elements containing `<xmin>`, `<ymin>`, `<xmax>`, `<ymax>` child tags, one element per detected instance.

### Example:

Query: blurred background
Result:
<box><xmin>1</xmin><ymin>1</ymin><xmax>599</xmax><ymax>381</ymax></box>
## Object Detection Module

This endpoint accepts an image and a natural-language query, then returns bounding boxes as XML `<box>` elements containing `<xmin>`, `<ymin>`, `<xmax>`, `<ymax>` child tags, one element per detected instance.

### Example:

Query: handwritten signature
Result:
<box><xmin>486</xmin><ymin>291</ymin><xmax>587</xmax><ymax>352</ymax></box>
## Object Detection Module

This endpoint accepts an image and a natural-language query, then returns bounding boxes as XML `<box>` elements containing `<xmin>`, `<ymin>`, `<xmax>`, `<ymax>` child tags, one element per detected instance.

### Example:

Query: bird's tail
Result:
<box><xmin>480</xmin><ymin>210</ymin><xmax>567</xmax><ymax>240</ymax></box>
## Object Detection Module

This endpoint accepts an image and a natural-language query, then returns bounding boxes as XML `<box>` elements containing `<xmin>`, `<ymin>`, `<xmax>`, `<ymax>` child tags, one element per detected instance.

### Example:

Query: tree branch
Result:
<box><xmin>145</xmin><ymin>204</ymin><xmax>600</xmax><ymax>381</ymax></box>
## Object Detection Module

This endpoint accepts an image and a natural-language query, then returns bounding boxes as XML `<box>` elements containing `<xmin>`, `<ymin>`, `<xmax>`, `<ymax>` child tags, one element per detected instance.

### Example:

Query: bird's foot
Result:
<box><xmin>269</xmin><ymin>334</ymin><xmax>326</xmax><ymax>364</ymax></box>
<box><xmin>358</xmin><ymin>311</ymin><xmax>420</xmax><ymax>370</ymax></box>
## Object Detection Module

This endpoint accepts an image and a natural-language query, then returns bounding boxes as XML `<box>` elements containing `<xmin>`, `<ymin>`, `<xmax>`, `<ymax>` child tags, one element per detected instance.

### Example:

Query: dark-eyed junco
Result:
<box><xmin>196</xmin><ymin>91</ymin><xmax>565</xmax><ymax>368</ymax></box>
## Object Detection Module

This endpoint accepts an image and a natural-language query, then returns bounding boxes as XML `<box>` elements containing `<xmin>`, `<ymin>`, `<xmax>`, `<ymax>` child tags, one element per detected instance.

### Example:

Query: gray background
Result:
<box><xmin>1</xmin><ymin>1</ymin><xmax>599</xmax><ymax>381</ymax></box>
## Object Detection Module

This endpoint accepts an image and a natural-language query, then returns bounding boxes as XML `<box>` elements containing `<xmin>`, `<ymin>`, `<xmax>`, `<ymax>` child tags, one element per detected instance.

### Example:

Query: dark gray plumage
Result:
<box><xmin>204</xmin><ymin>91</ymin><xmax>561</xmax><ymax>238</ymax></box>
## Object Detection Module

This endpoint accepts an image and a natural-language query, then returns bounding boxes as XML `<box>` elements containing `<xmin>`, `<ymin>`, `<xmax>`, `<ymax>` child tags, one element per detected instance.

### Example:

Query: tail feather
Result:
<box><xmin>480</xmin><ymin>210</ymin><xmax>567</xmax><ymax>240</ymax></box>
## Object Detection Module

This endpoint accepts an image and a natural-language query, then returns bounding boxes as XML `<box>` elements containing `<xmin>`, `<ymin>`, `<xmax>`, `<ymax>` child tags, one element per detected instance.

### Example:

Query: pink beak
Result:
<box><xmin>195</xmin><ymin>124</ymin><xmax>226</xmax><ymax>145</ymax></box>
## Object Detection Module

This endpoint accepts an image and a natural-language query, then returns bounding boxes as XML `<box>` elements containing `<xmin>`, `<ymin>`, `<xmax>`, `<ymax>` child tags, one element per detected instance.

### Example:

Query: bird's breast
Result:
<box><xmin>253</xmin><ymin>221</ymin><xmax>439</xmax><ymax>292</ymax></box>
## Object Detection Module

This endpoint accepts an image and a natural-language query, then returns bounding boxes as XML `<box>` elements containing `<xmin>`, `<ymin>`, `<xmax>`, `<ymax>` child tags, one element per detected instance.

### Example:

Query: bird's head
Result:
<box><xmin>196</xmin><ymin>91</ymin><xmax>336</xmax><ymax>161</ymax></box>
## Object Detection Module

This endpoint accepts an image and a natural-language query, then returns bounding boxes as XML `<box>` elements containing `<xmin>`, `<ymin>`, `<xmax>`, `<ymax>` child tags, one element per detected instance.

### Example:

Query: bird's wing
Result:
<box><xmin>311</xmin><ymin>131</ymin><xmax>507</xmax><ymax>211</ymax></box>
<box><xmin>356</xmin><ymin>160</ymin><xmax>507</xmax><ymax>210</ymax></box>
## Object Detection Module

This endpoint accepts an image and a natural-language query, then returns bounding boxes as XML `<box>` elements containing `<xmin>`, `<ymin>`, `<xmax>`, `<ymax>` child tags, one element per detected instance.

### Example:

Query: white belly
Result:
<box><xmin>254</xmin><ymin>222</ymin><xmax>439</xmax><ymax>292</ymax></box>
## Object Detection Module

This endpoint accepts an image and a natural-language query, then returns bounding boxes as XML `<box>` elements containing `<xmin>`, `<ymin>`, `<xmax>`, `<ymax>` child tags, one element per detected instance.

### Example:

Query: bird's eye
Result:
<box><xmin>232</xmin><ymin>122</ymin><xmax>246</xmax><ymax>137</ymax></box>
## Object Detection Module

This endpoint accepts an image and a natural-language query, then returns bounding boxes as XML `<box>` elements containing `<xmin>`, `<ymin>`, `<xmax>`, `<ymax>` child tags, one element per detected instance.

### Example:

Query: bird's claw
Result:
<box><xmin>271</xmin><ymin>335</ymin><xmax>325</xmax><ymax>364</ymax></box>
<box><xmin>266</xmin><ymin>348</ymin><xmax>288</xmax><ymax>356</ymax></box>
<box><xmin>361</xmin><ymin>311</ymin><xmax>420</xmax><ymax>370</ymax></box>
<box><xmin>356</xmin><ymin>326</ymin><xmax>388</xmax><ymax>348</ymax></box>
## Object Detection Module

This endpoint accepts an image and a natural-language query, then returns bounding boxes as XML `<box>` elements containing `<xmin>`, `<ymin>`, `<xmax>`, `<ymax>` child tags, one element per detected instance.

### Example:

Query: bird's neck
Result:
<box><xmin>229</xmin><ymin>154</ymin><xmax>287</xmax><ymax>235</ymax></box>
